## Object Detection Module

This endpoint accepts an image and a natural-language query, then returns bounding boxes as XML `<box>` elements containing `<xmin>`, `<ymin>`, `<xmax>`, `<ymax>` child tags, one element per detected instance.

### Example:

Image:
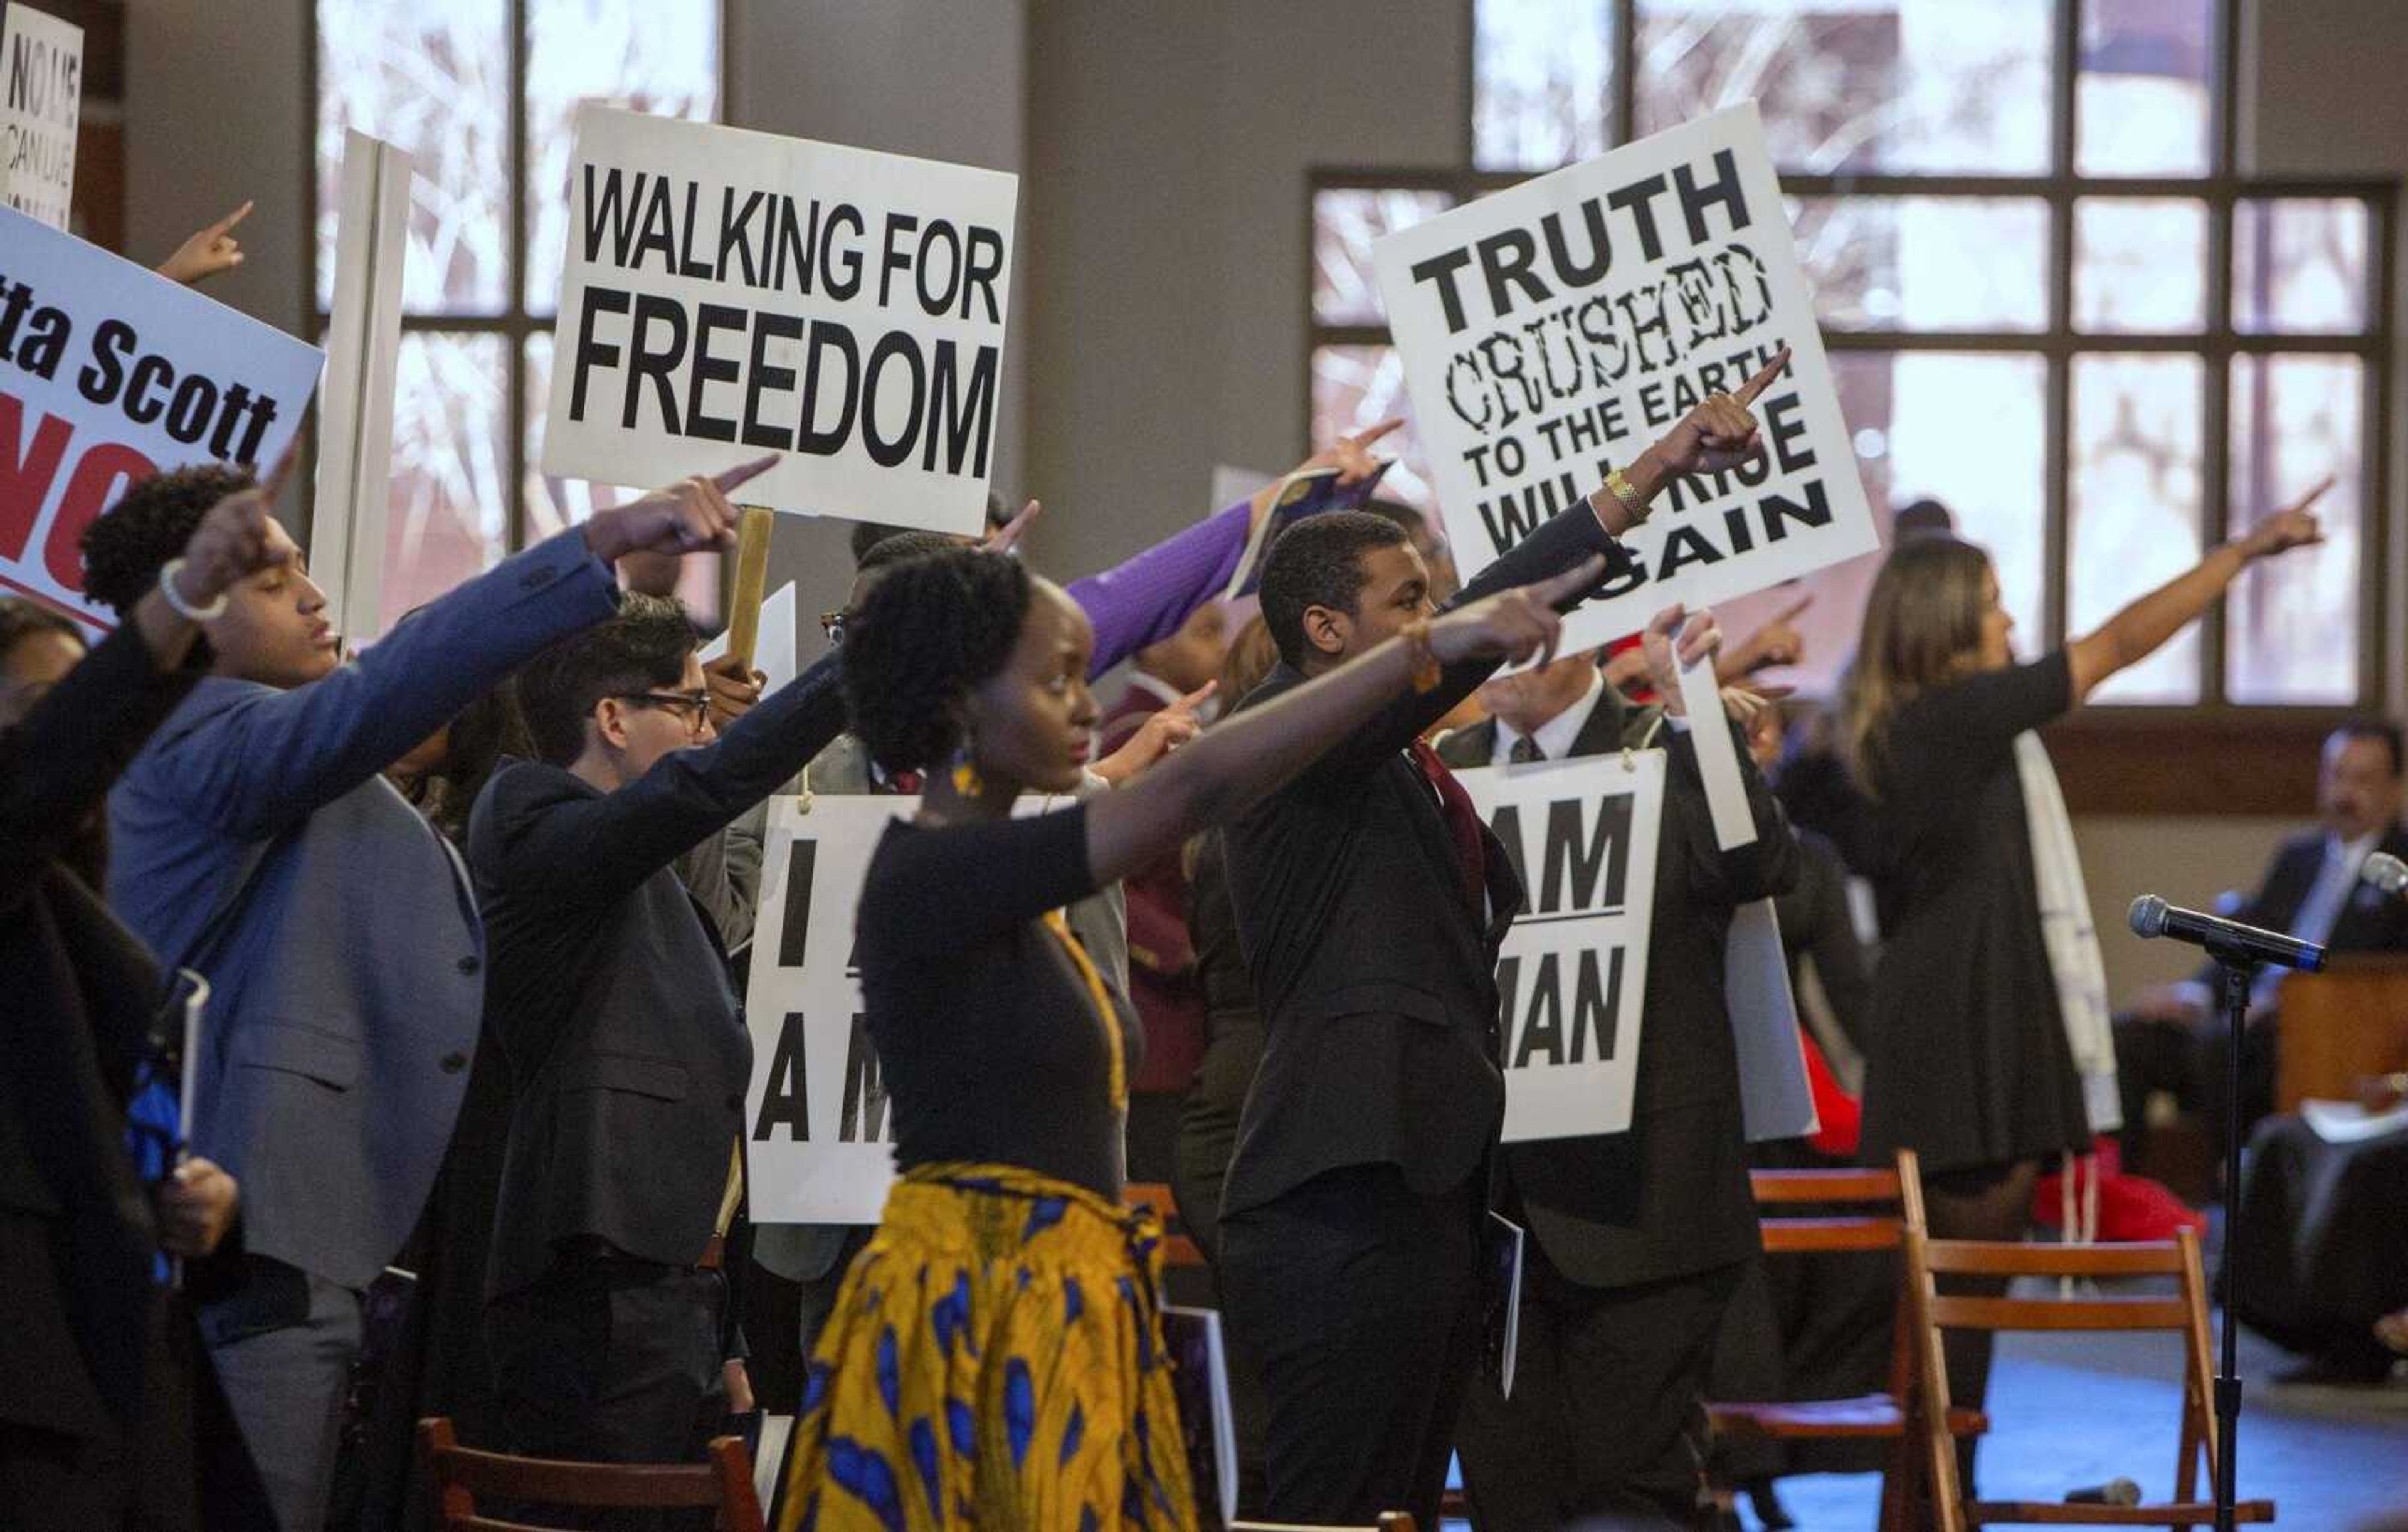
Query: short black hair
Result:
<box><xmin>80</xmin><ymin>464</ymin><xmax>253</xmax><ymax>618</ymax></box>
<box><xmin>2330</xmin><ymin>719</ymin><xmax>2404</xmax><ymax>778</ymax></box>
<box><xmin>1893</xmin><ymin>497</ymin><xmax>1956</xmax><ymax>537</ymax></box>
<box><xmin>514</xmin><ymin>594</ymin><xmax>698</xmax><ymax>766</ymax></box>
<box><xmin>848</xmin><ymin>520</ymin><xmax>918</xmax><ymax>567</ymax></box>
<box><xmin>1361</xmin><ymin>497</ymin><xmax>1428</xmax><ymax>541</ymax></box>
<box><xmin>1257</xmin><ymin>510</ymin><xmax>1410</xmax><ymax>669</ymax></box>
<box><xmin>856</xmin><ymin>529</ymin><xmax>961</xmax><ymax>578</ymax></box>
<box><xmin>841</xmin><ymin>546</ymin><xmax>1031</xmax><ymax>774</ymax></box>
<box><xmin>0</xmin><ymin>595</ymin><xmax>83</xmax><ymax>663</ymax></box>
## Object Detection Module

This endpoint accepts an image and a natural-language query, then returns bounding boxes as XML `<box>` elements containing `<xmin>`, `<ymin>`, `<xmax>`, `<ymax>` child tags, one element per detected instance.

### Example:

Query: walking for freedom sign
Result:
<box><xmin>542</xmin><ymin>107</ymin><xmax>1017</xmax><ymax>537</ymax></box>
<box><xmin>0</xmin><ymin>206</ymin><xmax>323</xmax><ymax>628</ymax></box>
<box><xmin>1373</xmin><ymin>102</ymin><xmax>1876</xmax><ymax>655</ymax></box>
<box><xmin>744</xmin><ymin>794</ymin><xmax>906</xmax><ymax>1225</ymax></box>
<box><xmin>1</xmin><ymin>2</ymin><xmax>79</xmax><ymax>229</ymax></box>
<box><xmin>1458</xmin><ymin>751</ymin><xmax>1666</xmax><ymax>1142</ymax></box>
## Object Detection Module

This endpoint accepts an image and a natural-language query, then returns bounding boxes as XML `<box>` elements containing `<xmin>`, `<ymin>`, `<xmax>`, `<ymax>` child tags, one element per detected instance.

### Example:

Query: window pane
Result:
<box><xmin>2076</xmin><ymin>0</ymin><xmax>2215</xmax><ymax>176</ymax></box>
<box><xmin>1719</xmin><ymin>350</ymin><xmax>2047</xmax><ymax>696</ymax></box>
<box><xmin>317</xmin><ymin>0</ymin><xmax>510</xmax><ymax>315</ymax></box>
<box><xmin>2234</xmin><ymin>198</ymin><xmax>2371</xmax><ymax>335</ymax></box>
<box><xmin>2069</xmin><ymin>354</ymin><xmax>2204</xmax><ymax>703</ymax></box>
<box><xmin>2074</xmin><ymin>198</ymin><xmax>2206</xmax><ymax>332</ymax></box>
<box><xmin>2227</xmin><ymin>356</ymin><xmax>2362</xmax><ymax>703</ymax></box>
<box><xmin>1474</xmin><ymin>0</ymin><xmax>1616</xmax><ymax>171</ymax></box>
<box><xmin>1632</xmin><ymin>0</ymin><xmax>2051</xmax><ymax>174</ymax></box>
<box><xmin>524</xmin><ymin>333</ymin><xmax>722</xmax><ymax>618</ymax></box>
<box><xmin>524</xmin><ymin>0</ymin><xmax>719</xmax><ymax>313</ymax></box>
<box><xmin>1309</xmin><ymin>344</ymin><xmax>1437</xmax><ymax>522</ymax></box>
<box><xmin>1314</xmin><ymin>189</ymin><xmax>1457</xmax><ymax>327</ymax></box>
<box><xmin>372</xmin><ymin>332</ymin><xmax>509</xmax><ymax>633</ymax></box>
<box><xmin>1788</xmin><ymin>196</ymin><xmax>2048</xmax><ymax>331</ymax></box>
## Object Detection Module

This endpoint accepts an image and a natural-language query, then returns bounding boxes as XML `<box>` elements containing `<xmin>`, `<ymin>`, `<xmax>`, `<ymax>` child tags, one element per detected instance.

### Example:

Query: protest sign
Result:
<box><xmin>1458</xmin><ymin>751</ymin><xmax>1666</xmax><ymax>1141</ymax></box>
<box><xmin>1</xmin><ymin>3</ymin><xmax>79</xmax><ymax>230</ymax></box>
<box><xmin>313</xmin><ymin>129</ymin><xmax>412</xmax><ymax>642</ymax></box>
<box><xmin>0</xmin><ymin>205</ymin><xmax>323</xmax><ymax>629</ymax></box>
<box><xmin>744</xmin><ymin>794</ymin><xmax>907</xmax><ymax>1223</ymax></box>
<box><xmin>1373</xmin><ymin>102</ymin><xmax>1876</xmax><ymax>655</ymax></box>
<box><xmin>542</xmin><ymin>107</ymin><xmax>1017</xmax><ymax>537</ymax></box>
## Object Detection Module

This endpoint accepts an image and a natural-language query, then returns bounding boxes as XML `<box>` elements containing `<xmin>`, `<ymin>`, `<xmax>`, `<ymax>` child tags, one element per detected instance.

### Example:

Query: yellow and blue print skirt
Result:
<box><xmin>778</xmin><ymin>1163</ymin><xmax>1198</xmax><ymax>1531</ymax></box>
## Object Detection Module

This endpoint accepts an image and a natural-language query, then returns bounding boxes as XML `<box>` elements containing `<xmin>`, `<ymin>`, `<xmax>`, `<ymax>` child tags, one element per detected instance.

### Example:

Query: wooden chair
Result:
<box><xmin>1230</xmin><ymin>1517</ymin><xmax>1417</xmax><ymax>1531</ymax></box>
<box><xmin>417</xmin><ymin>1418</ymin><xmax>766</xmax><ymax>1532</ymax></box>
<box><xmin>1901</xmin><ymin>1228</ymin><xmax>2275</xmax><ymax>1529</ymax></box>
<box><xmin>1124</xmin><ymin>1179</ymin><xmax>1208</xmax><ymax>1269</ymax></box>
<box><xmin>1705</xmin><ymin>1148</ymin><xmax>1985</xmax><ymax>1532</ymax></box>
<box><xmin>2275</xmin><ymin>957</ymin><xmax>2408</xmax><ymax>1112</ymax></box>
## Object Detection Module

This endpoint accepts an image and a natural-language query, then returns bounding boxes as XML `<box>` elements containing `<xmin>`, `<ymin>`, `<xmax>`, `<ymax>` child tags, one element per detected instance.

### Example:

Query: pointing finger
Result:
<box><xmin>1177</xmin><ymin>679</ymin><xmax>1218</xmax><ymax>712</ymax></box>
<box><xmin>1530</xmin><ymin>553</ymin><xmax>1608</xmax><ymax>609</ymax></box>
<box><xmin>1346</xmin><ymin>416</ymin><xmax>1405</xmax><ymax>450</ymax></box>
<box><xmin>1733</xmin><ymin>345</ymin><xmax>1793</xmax><ymax>408</ymax></box>
<box><xmin>257</xmin><ymin>438</ymin><xmax>303</xmax><ymax>503</ymax></box>
<box><xmin>2288</xmin><ymin>475</ymin><xmax>2335</xmax><ymax>515</ymax></box>
<box><xmin>1774</xmin><ymin>591</ymin><xmax>1815</xmax><ymax>623</ymax></box>
<box><xmin>211</xmin><ymin>200</ymin><xmax>255</xmax><ymax>238</ymax></box>
<box><xmin>710</xmin><ymin>453</ymin><xmax>781</xmax><ymax>494</ymax></box>
<box><xmin>1645</xmin><ymin>601</ymin><xmax>1687</xmax><ymax>640</ymax></box>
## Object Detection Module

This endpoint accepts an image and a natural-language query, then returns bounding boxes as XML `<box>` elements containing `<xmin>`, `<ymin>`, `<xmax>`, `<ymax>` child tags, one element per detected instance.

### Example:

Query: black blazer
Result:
<box><xmin>473</xmin><ymin>650</ymin><xmax>847</xmax><ymax>1302</ymax></box>
<box><xmin>2198</xmin><ymin>824</ymin><xmax>2408</xmax><ymax>986</ymax></box>
<box><xmin>1217</xmin><ymin>505</ymin><xmax>1630</xmax><ymax>1218</ymax></box>
<box><xmin>1439</xmin><ymin>695</ymin><xmax>1800</xmax><ymax>1288</ymax></box>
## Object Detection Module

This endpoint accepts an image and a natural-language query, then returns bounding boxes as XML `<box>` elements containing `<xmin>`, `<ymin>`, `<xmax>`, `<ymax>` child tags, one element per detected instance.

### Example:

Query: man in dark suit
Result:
<box><xmin>2116</xmin><ymin>721</ymin><xmax>2408</xmax><ymax>1170</ymax></box>
<box><xmin>473</xmin><ymin>586</ymin><xmax>848</xmax><ymax>1476</ymax></box>
<box><xmin>1439</xmin><ymin>623</ymin><xmax>1800</xmax><ymax>1530</ymax></box>
<box><xmin>1214</xmin><ymin>355</ymin><xmax>1788</xmax><ymax>1528</ymax></box>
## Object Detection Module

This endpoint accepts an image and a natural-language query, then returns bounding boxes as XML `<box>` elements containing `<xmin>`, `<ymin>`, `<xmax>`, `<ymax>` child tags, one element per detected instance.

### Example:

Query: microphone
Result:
<box><xmin>2364</xmin><ymin>851</ymin><xmax>2408</xmax><ymax>895</ymax></box>
<box><xmin>2128</xmin><ymin>894</ymin><xmax>2327</xmax><ymax>972</ymax></box>
<box><xmin>2064</xmin><ymin>1478</ymin><xmax>2142</xmax><ymax>1506</ymax></box>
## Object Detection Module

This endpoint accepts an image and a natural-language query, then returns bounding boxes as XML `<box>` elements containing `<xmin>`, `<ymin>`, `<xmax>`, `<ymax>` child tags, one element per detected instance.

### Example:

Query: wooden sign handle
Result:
<box><xmin>724</xmin><ymin>506</ymin><xmax>776</xmax><ymax>669</ymax></box>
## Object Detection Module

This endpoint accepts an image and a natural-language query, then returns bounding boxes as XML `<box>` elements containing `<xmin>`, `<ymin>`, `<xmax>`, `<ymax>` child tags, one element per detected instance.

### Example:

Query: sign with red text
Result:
<box><xmin>1373</xmin><ymin>103</ymin><xmax>1875</xmax><ymax>654</ymax></box>
<box><xmin>543</xmin><ymin>107</ymin><xmax>1017</xmax><ymax>536</ymax></box>
<box><xmin>1</xmin><ymin>3</ymin><xmax>79</xmax><ymax>229</ymax></box>
<box><xmin>0</xmin><ymin>206</ymin><xmax>323</xmax><ymax>628</ymax></box>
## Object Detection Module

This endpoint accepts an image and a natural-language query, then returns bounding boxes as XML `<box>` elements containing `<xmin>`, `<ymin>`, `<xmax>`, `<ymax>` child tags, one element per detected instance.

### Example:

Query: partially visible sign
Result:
<box><xmin>0</xmin><ymin>206</ymin><xmax>324</xmax><ymax>629</ymax></box>
<box><xmin>313</xmin><ymin>129</ymin><xmax>413</xmax><ymax>642</ymax></box>
<box><xmin>1</xmin><ymin>3</ymin><xmax>80</xmax><ymax>229</ymax></box>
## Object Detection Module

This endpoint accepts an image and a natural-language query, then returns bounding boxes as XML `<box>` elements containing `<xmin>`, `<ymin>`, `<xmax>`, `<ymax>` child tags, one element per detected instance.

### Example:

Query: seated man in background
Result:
<box><xmin>2116</xmin><ymin>721</ymin><xmax>2408</xmax><ymax>1173</ymax></box>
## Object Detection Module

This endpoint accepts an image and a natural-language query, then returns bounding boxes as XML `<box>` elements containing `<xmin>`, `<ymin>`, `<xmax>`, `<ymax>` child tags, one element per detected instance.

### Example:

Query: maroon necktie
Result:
<box><xmin>1410</xmin><ymin>739</ymin><xmax>1487</xmax><ymax>919</ymax></box>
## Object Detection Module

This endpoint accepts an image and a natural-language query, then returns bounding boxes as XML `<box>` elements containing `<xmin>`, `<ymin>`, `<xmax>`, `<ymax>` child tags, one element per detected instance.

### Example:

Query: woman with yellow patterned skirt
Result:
<box><xmin>776</xmin><ymin>539</ymin><xmax>1606</xmax><ymax>1530</ymax></box>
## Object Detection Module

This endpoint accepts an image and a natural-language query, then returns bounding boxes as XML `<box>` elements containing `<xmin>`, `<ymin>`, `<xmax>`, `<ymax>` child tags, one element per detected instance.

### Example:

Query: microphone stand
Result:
<box><xmin>2205</xmin><ymin>948</ymin><xmax>2258</xmax><ymax>1532</ymax></box>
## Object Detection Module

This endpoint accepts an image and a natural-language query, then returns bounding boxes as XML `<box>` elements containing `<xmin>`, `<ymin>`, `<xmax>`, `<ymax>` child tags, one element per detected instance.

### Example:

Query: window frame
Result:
<box><xmin>301</xmin><ymin>1</ymin><xmax>731</xmax><ymax>566</ymax></box>
<box><xmin>1307</xmin><ymin>0</ymin><xmax>2396</xmax><ymax>746</ymax></box>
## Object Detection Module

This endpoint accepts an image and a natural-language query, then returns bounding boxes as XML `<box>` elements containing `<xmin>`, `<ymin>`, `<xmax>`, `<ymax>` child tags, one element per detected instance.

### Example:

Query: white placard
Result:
<box><xmin>1208</xmin><ymin>463</ymin><xmax>1272</xmax><ymax>516</ymax></box>
<box><xmin>313</xmin><ymin>129</ymin><xmax>413</xmax><ymax>642</ymax></box>
<box><xmin>0</xmin><ymin>206</ymin><xmax>324</xmax><ymax>630</ymax></box>
<box><xmin>744</xmin><ymin>793</ymin><xmax>908</xmax><ymax>1224</ymax></box>
<box><xmin>1459</xmin><ymin>751</ymin><xmax>1666</xmax><ymax>1142</ymax></box>
<box><xmin>1</xmin><ymin>3</ymin><xmax>80</xmax><ymax>230</ymax></box>
<box><xmin>699</xmin><ymin>579</ymin><xmax>799</xmax><ymax>697</ymax></box>
<box><xmin>1726</xmin><ymin>896</ymin><xmax>1818</xmax><ymax>1142</ymax></box>
<box><xmin>1673</xmin><ymin>630</ymin><xmax>1758</xmax><ymax>852</ymax></box>
<box><xmin>1373</xmin><ymin>102</ymin><xmax>1877</xmax><ymax>653</ymax></box>
<box><xmin>543</xmin><ymin>107</ymin><xmax>1017</xmax><ymax>536</ymax></box>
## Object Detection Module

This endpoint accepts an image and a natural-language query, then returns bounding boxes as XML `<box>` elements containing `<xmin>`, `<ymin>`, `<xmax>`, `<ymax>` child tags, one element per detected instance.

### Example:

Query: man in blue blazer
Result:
<box><xmin>87</xmin><ymin>457</ymin><xmax>757</xmax><ymax>1532</ymax></box>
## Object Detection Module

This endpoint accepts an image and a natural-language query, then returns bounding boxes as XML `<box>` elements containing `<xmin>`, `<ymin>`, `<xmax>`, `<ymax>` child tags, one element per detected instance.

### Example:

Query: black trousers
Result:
<box><xmin>2114</xmin><ymin>1013</ymin><xmax>2278</xmax><ymax>1171</ymax></box>
<box><xmin>486</xmin><ymin>1258</ymin><xmax>730</xmax><ymax>1529</ymax></box>
<box><xmin>1457</xmin><ymin>1247</ymin><xmax>1746</xmax><ymax>1531</ymax></box>
<box><xmin>1219</xmin><ymin>1163</ymin><xmax>1482</xmax><ymax>1530</ymax></box>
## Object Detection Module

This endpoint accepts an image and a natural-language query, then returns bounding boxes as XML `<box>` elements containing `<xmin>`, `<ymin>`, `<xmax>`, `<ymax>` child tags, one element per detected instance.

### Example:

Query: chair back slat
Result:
<box><xmin>1920</xmin><ymin>1239</ymin><xmax>2187</xmax><ymax>1278</ymax></box>
<box><xmin>1750</xmin><ymin>1166</ymin><xmax>1904</xmax><ymax>1204</ymax></box>
<box><xmin>1928</xmin><ymin>1294</ymin><xmax>2192</xmax><ymax>1333</ymax></box>
<box><xmin>418</xmin><ymin>1420</ymin><xmax>764</xmax><ymax>1532</ymax></box>
<box><xmin>1759</xmin><ymin>1215</ymin><xmax>1903</xmax><ymax>1253</ymax></box>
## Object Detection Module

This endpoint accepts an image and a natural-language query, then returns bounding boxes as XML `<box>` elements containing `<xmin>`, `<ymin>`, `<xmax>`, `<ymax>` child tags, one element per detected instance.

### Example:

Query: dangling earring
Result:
<box><xmin>949</xmin><ymin>736</ymin><xmax>983</xmax><ymax>797</ymax></box>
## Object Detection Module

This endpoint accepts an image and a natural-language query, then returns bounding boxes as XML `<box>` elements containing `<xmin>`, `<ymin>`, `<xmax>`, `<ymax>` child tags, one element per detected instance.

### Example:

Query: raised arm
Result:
<box><xmin>1080</xmin><ymin>556</ymin><xmax>1608</xmax><ymax>888</ymax></box>
<box><xmin>2066</xmin><ymin>481</ymin><xmax>2328</xmax><ymax>702</ymax></box>
<box><xmin>145</xmin><ymin>461</ymin><xmax>763</xmax><ymax>840</ymax></box>
<box><xmin>487</xmin><ymin>647</ymin><xmax>848</xmax><ymax>912</ymax></box>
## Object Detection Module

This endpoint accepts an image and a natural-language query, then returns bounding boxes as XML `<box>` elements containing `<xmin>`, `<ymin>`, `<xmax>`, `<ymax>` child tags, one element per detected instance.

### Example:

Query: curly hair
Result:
<box><xmin>840</xmin><ymin>545</ymin><xmax>1031</xmax><ymax>774</ymax></box>
<box><xmin>514</xmin><ymin>594</ymin><xmax>699</xmax><ymax>766</ymax></box>
<box><xmin>79</xmin><ymin>465</ymin><xmax>253</xmax><ymax>618</ymax></box>
<box><xmin>1257</xmin><ymin>509</ymin><xmax>1408</xmax><ymax>669</ymax></box>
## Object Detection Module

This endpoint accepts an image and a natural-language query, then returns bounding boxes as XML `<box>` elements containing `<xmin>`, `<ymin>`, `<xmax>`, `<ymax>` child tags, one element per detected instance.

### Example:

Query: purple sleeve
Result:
<box><xmin>1064</xmin><ymin>499</ymin><xmax>1251</xmax><ymax>679</ymax></box>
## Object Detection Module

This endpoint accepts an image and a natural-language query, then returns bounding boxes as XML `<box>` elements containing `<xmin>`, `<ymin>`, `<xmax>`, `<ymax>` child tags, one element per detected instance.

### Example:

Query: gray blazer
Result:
<box><xmin>749</xmin><ymin>734</ymin><xmax>1133</xmax><ymax>1283</ymax></box>
<box><xmin>107</xmin><ymin>530</ymin><xmax>621</xmax><ymax>1290</ymax></box>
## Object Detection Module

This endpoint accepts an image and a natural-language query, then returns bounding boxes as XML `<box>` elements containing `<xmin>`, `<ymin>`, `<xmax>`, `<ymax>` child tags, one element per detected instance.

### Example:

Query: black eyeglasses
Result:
<box><xmin>819</xmin><ymin>608</ymin><xmax>848</xmax><ymax>645</ymax></box>
<box><xmin>610</xmin><ymin>690</ymin><xmax>712</xmax><ymax>733</ymax></box>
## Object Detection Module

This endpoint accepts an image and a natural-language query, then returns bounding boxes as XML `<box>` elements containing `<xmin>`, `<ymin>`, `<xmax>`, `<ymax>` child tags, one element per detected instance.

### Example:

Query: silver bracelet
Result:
<box><xmin>157</xmin><ymin>557</ymin><xmax>228</xmax><ymax>621</ymax></box>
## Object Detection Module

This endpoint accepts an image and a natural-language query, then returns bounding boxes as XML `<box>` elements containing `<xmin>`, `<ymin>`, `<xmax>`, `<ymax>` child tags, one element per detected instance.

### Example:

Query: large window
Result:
<box><xmin>312</xmin><ymin>0</ymin><xmax>720</xmax><ymax>632</ymax></box>
<box><xmin>1313</xmin><ymin>0</ymin><xmax>2392</xmax><ymax>709</ymax></box>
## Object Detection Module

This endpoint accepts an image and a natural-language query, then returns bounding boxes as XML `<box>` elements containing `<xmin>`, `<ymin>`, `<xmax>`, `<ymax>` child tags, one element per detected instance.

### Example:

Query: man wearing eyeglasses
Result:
<box><xmin>466</xmin><ymin>566</ymin><xmax>854</xmax><ymax>1481</ymax></box>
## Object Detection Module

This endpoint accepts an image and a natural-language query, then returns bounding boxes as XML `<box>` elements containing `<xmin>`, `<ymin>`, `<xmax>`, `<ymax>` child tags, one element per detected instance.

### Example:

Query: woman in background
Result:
<box><xmin>1842</xmin><ymin>489</ymin><xmax>2325</xmax><ymax>1488</ymax></box>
